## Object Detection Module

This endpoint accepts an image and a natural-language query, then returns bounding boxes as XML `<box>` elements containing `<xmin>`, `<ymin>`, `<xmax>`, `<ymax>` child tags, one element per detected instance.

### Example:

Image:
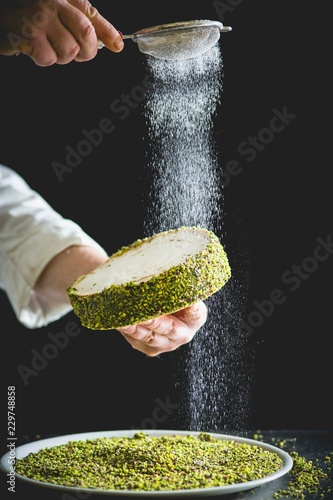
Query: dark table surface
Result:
<box><xmin>1</xmin><ymin>429</ymin><xmax>332</xmax><ymax>500</ymax></box>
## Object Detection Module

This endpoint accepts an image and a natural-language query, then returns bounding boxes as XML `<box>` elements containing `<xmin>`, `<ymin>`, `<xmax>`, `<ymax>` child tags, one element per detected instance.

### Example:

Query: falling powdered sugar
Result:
<box><xmin>143</xmin><ymin>47</ymin><xmax>223</xmax><ymax>234</ymax></box>
<box><xmin>142</xmin><ymin>46</ymin><xmax>254</xmax><ymax>432</ymax></box>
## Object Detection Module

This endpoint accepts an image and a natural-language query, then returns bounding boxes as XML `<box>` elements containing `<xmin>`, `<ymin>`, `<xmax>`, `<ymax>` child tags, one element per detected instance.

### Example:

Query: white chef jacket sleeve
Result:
<box><xmin>0</xmin><ymin>164</ymin><xmax>108</xmax><ymax>329</ymax></box>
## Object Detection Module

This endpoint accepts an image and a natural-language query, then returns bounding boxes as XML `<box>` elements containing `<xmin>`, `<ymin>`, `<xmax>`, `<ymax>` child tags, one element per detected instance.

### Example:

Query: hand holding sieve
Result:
<box><xmin>100</xmin><ymin>20</ymin><xmax>232</xmax><ymax>60</ymax></box>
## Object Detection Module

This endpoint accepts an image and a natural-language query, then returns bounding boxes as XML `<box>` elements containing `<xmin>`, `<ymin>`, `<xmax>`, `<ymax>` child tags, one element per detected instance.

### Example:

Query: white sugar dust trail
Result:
<box><xmin>142</xmin><ymin>46</ymin><xmax>254</xmax><ymax>432</ymax></box>
<box><xmin>143</xmin><ymin>47</ymin><xmax>223</xmax><ymax>234</ymax></box>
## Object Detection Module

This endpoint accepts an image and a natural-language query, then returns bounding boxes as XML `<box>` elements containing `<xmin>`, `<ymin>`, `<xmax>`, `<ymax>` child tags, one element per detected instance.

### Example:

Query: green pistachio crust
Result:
<box><xmin>67</xmin><ymin>226</ymin><xmax>231</xmax><ymax>330</ymax></box>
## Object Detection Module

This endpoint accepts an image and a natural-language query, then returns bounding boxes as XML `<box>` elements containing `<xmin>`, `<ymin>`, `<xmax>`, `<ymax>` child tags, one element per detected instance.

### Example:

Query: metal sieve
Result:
<box><xmin>100</xmin><ymin>20</ymin><xmax>232</xmax><ymax>60</ymax></box>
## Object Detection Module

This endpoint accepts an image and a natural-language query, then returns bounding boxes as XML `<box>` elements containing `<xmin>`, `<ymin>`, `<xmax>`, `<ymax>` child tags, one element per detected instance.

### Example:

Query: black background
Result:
<box><xmin>1</xmin><ymin>0</ymin><xmax>332</xmax><ymax>454</ymax></box>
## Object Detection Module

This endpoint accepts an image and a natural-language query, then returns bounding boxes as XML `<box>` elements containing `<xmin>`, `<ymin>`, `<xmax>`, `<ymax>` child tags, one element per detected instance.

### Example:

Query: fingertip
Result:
<box><xmin>173</xmin><ymin>301</ymin><xmax>206</xmax><ymax>323</ymax></box>
<box><xmin>187</xmin><ymin>301</ymin><xmax>208</xmax><ymax>323</ymax></box>
<box><xmin>113</xmin><ymin>33</ymin><xmax>124</xmax><ymax>52</ymax></box>
<box><xmin>101</xmin><ymin>32</ymin><xmax>124</xmax><ymax>53</ymax></box>
<box><xmin>189</xmin><ymin>301</ymin><xmax>206</xmax><ymax>314</ymax></box>
<box><xmin>118</xmin><ymin>324</ymin><xmax>137</xmax><ymax>334</ymax></box>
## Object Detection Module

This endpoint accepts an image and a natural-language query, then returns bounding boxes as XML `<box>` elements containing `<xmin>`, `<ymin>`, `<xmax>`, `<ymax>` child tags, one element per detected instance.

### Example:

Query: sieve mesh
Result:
<box><xmin>135</xmin><ymin>26</ymin><xmax>221</xmax><ymax>60</ymax></box>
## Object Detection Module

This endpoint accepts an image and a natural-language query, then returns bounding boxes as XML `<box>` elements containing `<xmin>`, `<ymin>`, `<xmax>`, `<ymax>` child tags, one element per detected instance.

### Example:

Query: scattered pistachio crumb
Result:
<box><xmin>252</xmin><ymin>432</ymin><xmax>332</xmax><ymax>499</ymax></box>
<box><xmin>273</xmin><ymin>451</ymin><xmax>328</xmax><ymax>499</ymax></box>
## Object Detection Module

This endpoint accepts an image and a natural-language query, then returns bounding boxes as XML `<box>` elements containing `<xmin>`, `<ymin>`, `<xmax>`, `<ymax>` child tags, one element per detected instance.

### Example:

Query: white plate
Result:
<box><xmin>0</xmin><ymin>429</ymin><xmax>293</xmax><ymax>497</ymax></box>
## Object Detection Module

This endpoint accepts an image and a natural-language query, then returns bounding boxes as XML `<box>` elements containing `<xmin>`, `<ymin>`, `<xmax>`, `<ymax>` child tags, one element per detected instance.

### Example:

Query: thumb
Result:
<box><xmin>82</xmin><ymin>4</ymin><xmax>124</xmax><ymax>52</ymax></box>
<box><xmin>174</xmin><ymin>301</ymin><xmax>207</xmax><ymax>327</ymax></box>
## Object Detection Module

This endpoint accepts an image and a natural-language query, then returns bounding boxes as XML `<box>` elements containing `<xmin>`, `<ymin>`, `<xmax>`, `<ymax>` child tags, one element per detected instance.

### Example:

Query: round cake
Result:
<box><xmin>67</xmin><ymin>226</ymin><xmax>231</xmax><ymax>330</ymax></box>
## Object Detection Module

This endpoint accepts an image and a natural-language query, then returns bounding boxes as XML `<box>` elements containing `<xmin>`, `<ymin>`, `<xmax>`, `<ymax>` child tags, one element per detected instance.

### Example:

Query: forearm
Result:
<box><xmin>33</xmin><ymin>245</ymin><xmax>107</xmax><ymax>310</ymax></box>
